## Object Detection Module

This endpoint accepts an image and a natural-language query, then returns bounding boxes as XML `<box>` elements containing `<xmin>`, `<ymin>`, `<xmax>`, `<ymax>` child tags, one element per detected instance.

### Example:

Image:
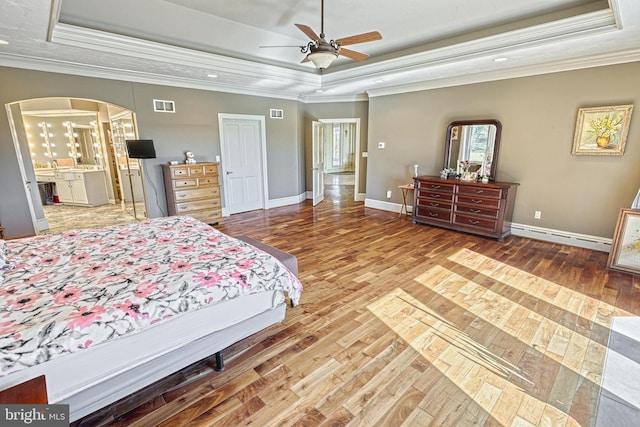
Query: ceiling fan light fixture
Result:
<box><xmin>307</xmin><ymin>51</ymin><xmax>338</xmax><ymax>70</ymax></box>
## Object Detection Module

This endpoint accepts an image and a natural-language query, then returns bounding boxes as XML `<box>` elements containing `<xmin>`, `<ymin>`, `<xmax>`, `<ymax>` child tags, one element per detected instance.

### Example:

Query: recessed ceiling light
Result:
<box><xmin>315</xmin><ymin>89</ymin><xmax>324</xmax><ymax>93</ymax></box>
<box><xmin>493</xmin><ymin>57</ymin><xmax>508</xmax><ymax>62</ymax></box>
<box><xmin>207</xmin><ymin>73</ymin><xmax>218</xmax><ymax>78</ymax></box>
<box><xmin>374</xmin><ymin>79</ymin><xmax>385</xmax><ymax>83</ymax></box>
<box><xmin>0</xmin><ymin>40</ymin><xmax>9</xmax><ymax>45</ymax></box>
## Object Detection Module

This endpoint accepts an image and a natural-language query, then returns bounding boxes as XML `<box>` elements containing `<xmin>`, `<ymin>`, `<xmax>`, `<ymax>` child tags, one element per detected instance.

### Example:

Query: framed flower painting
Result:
<box><xmin>571</xmin><ymin>104</ymin><xmax>633</xmax><ymax>155</ymax></box>
<box><xmin>607</xmin><ymin>208</ymin><xmax>640</xmax><ymax>276</ymax></box>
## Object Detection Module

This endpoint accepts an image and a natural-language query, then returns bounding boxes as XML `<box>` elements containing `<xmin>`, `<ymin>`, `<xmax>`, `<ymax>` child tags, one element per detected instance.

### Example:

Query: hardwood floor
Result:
<box><xmin>74</xmin><ymin>199</ymin><xmax>639</xmax><ymax>426</ymax></box>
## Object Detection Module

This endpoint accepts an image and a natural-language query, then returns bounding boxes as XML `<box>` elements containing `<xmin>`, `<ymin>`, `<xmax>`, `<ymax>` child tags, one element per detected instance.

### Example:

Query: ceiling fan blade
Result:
<box><xmin>339</xmin><ymin>48</ymin><xmax>369</xmax><ymax>61</ymax></box>
<box><xmin>295</xmin><ymin>24</ymin><xmax>320</xmax><ymax>41</ymax></box>
<box><xmin>335</xmin><ymin>31</ymin><xmax>382</xmax><ymax>46</ymax></box>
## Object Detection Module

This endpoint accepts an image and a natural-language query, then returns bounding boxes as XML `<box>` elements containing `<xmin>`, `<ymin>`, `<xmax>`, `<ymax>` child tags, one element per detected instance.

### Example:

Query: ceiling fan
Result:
<box><xmin>263</xmin><ymin>0</ymin><xmax>382</xmax><ymax>70</ymax></box>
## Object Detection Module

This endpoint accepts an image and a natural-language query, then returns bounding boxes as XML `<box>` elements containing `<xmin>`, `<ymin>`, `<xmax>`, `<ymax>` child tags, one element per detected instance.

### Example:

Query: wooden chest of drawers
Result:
<box><xmin>412</xmin><ymin>176</ymin><xmax>518</xmax><ymax>241</ymax></box>
<box><xmin>162</xmin><ymin>162</ymin><xmax>223</xmax><ymax>225</ymax></box>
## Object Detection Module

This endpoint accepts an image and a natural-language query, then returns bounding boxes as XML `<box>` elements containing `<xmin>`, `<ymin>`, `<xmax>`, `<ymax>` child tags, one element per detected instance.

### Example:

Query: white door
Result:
<box><xmin>219</xmin><ymin>116</ymin><xmax>266</xmax><ymax>214</ymax></box>
<box><xmin>312</xmin><ymin>121</ymin><xmax>325</xmax><ymax>206</ymax></box>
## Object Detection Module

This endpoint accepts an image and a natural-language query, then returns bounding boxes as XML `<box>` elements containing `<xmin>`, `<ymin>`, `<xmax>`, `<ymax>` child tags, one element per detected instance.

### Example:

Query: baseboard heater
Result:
<box><xmin>509</xmin><ymin>222</ymin><xmax>611</xmax><ymax>253</ymax></box>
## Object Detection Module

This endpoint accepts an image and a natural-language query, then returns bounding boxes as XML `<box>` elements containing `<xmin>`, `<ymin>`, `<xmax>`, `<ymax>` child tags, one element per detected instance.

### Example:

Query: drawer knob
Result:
<box><xmin>431</xmin><ymin>194</ymin><xmax>440</xmax><ymax>198</ymax></box>
<box><xmin>430</xmin><ymin>203</ymin><xmax>440</xmax><ymax>207</ymax></box>
<box><xmin>470</xmin><ymin>208</ymin><xmax>481</xmax><ymax>213</ymax></box>
<box><xmin>468</xmin><ymin>220</ymin><xmax>480</xmax><ymax>225</ymax></box>
<box><xmin>431</xmin><ymin>185</ymin><xmax>441</xmax><ymax>189</ymax></box>
<box><xmin>428</xmin><ymin>213</ymin><xmax>438</xmax><ymax>217</ymax></box>
<box><xmin>178</xmin><ymin>194</ymin><xmax>186</xmax><ymax>198</ymax></box>
<box><xmin>472</xmin><ymin>189</ymin><xmax>484</xmax><ymax>194</ymax></box>
<box><xmin>471</xmin><ymin>199</ymin><xmax>483</xmax><ymax>204</ymax></box>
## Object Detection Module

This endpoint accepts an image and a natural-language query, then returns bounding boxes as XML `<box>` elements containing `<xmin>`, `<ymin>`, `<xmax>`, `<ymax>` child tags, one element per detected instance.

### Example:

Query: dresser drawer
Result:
<box><xmin>455</xmin><ymin>204</ymin><xmax>499</xmax><ymax>218</ymax></box>
<box><xmin>188</xmin><ymin>166</ymin><xmax>205</xmax><ymax>177</ymax></box>
<box><xmin>417</xmin><ymin>181</ymin><xmax>455</xmax><ymax>193</ymax></box>
<box><xmin>454</xmin><ymin>213</ymin><xmax>497</xmax><ymax>231</ymax></box>
<box><xmin>199</xmin><ymin>176</ymin><xmax>219</xmax><ymax>186</ymax></box>
<box><xmin>417</xmin><ymin>190</ymin><xmax>454</xmax><ymax>202</ymax></box>
<box><xmin>457</xmin><ymin>185</ymin><xmax>503</xmax><ymax>199</ymax></box>
<box><xmin>203</xmin><ymin>164</ymin><xmax>219</xmax><ymax>175</ymax></box>
<box><xmin>415</xmin><ymin>207</ymin><xmax>452</xmax><ymax>222</ymax></box>
<box><xmin>416</xmin><ymin>198</ymin><xmax>452</xmax><ymax>211</ymax></box>
<box><xmin>174</xmin><ymin>187</ymin><xmax>220</xmax><ymax>202</ymax></box>
<box><xmin>170</xmin><ymin>167</ymin><xmax>190</xmax><ymax>178</ymax></box>
<box><xmin>456</xmin><ymin>195</ymin><xmax>501</xmax><ymax>210</ymax></box>
<box><xmin>175</xmin><ymin>198</ymin><xmax>222</xmax><ymax>213</ymax></box>
<box><xmin>173</xmin><ymin>179</ymin><xmax>198</xmax><ymax>189</ymax></box>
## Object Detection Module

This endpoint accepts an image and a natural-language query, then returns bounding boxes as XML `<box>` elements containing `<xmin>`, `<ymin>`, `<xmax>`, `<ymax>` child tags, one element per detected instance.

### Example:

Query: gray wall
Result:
<box><xmin>0</xmin><ymin>67</ymin><xmax>304</xmax><ymax>238</ymax></box>
<box><xmin>367</xmin><ymin>62</ymin><xmax>640</xmax><ymax>237</ymax></box>
<box><xmin>2</xmin><ymin>62</ymin><xmax>639</xmax><ymax>240</ymax></box>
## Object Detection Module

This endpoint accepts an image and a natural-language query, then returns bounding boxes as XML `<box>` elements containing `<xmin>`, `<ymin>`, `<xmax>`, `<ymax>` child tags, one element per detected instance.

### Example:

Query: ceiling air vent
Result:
<box><xmin>153</xmin><ymin>99</ymin><xmax>175</xmax><ymax>113</ymax></box>
<box><xmin>270</xmin><ymin>109</ymin><xmax>284</xmax><ymax>119</ymax></box>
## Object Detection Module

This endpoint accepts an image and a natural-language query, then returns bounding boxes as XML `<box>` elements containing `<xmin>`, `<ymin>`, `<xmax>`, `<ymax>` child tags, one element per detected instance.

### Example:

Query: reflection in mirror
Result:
<box><xmin>23</xmin><ymin>112</ymin><xmax>105</xmax><ymax>169</ymax></box>
<box><xmin>110</xmin><ymin>112</ymin><xmax>145</xmax><ymax>219</ymax></box>
<box><xmin>444</xmin><ymin>120</ymin><xmax>501</xmax><ymax>180</ymax></box>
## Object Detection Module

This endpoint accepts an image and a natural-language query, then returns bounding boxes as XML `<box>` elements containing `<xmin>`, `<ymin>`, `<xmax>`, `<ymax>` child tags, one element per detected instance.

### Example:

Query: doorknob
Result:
<box><xmin>226</xmin><ymin>171</ymin><xmax>233</xmax><ymax>175</ymax></box>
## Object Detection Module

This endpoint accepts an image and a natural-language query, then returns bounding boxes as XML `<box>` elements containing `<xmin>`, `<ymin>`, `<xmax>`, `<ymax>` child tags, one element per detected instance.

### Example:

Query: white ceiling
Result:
<box><xmin>0</xmin><ymin>0</ymin><xmax>639</xmax><ymax>101</ymax></box>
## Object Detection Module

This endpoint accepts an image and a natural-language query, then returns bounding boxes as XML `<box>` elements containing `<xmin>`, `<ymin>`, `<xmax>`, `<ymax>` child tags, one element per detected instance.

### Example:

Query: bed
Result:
<box><xmin>0</xmin><ymin>215</ymin><xmax>302</xmax><ymax>421</ymax></box>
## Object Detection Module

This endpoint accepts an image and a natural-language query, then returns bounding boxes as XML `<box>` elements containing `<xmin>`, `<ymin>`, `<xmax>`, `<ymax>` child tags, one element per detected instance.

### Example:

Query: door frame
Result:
<box><xmin>314</xmin><ymin>118</ymin><xmax>361</xmax><ymax>201</ymax></box>
<box><xmin>218</xmin><ymin>113</ymin><xmax>269</xmax><ymax>215</ymax></box>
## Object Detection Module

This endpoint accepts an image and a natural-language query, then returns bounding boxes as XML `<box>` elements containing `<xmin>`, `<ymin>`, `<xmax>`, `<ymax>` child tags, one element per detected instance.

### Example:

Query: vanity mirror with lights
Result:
<box><xmin>23</xmin><ymin>112</ymin><xmax>109</xmax><ymax>207</ymax></box>
<box><xmin>412</xmin><ymin>119</ymin><xmax>519</xmax><ymax>241</ymax></box>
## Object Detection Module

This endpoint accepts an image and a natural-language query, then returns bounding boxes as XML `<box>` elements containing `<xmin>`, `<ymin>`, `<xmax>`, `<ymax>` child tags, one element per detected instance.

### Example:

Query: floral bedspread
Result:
<box><xmin>0</xmin><ymin>216</ymin><xmax>302</xmax><ymax>377</ymax></box>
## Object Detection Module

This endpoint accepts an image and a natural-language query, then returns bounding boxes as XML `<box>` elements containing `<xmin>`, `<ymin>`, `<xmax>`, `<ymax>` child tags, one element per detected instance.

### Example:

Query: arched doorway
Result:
<box><xmin>7</xmin><ymin>97</ymin><xmax>148</xmax><ymax>234</ymax></box>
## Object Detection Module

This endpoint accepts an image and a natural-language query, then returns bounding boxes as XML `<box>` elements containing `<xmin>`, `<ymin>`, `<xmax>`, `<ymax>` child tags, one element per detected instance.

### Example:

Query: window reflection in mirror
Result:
<box><xmin>445</xmin><ymin>120</ymin><xmax>501</xmax><ymax>179</ymax></box>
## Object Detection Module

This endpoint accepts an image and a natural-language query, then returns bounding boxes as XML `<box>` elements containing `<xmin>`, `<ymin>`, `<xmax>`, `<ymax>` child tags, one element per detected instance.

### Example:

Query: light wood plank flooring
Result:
<box><xmin>73</xmin><ymin>199</ymin><xmax>639</xmax><ymax>426</ymax></box>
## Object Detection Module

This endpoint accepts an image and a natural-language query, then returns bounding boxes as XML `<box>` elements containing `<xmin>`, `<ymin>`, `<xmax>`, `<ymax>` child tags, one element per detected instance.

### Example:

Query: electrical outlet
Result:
<box><xmin>386</xmin><ymin>190</ymin><xmax>392</xmax><ymax>198</ymax></box>
<box><xmin>534</xmin><ymin>211</ymin><xmax>542</xmax><ymax>219</ymax></box>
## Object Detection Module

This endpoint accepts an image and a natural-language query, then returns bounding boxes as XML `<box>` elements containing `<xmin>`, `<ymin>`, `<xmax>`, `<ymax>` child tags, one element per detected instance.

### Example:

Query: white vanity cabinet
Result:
<box><xmin>54</xmin><ymin>170</ymin><xmax>109</xmax><ymax>206</ymax></box>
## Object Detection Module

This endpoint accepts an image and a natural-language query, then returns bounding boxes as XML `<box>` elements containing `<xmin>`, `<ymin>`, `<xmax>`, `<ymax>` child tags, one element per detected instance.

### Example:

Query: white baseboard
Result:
<box><xmin>364</xmin><ymin>198</ymin><xmax>412</xmax><ymax>213</ymax></box>
<box><xmin>268</xmin><ymin>192</ymin><xmax>306</xmax><ymax>209</ymax></box>
<box><xmin>510</xmin><ymin>222</ymin><xmax>611</xmax><ymax>252</ymax></box>
<box><xmin>364</xmin><ymin>199</ymin><xmax>610</xmax><ymax>252</ymax></box>
<box><xmin>222</xmin><ymin>193</ymin><xmax>306</xmax><ymax>217</ymax></box>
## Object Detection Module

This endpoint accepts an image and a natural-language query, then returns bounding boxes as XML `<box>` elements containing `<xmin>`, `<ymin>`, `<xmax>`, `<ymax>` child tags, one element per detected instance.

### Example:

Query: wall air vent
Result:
<box><xmin>153</xmin><ymin>99</ymin><xmax>175</xmax><ymax>113</ymax></box>
<box><xmin>270</xmin><ymin>109</ymin><xmax>284</xmax><ymax>119</ymax></box>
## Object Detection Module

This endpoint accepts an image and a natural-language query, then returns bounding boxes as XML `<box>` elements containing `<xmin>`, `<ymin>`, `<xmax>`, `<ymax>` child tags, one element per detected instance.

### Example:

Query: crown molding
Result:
<box><xmin>322</xmin><ymin>9</ymin><xmax>617</xmax><ymax>88</ymax></box>
<box><xmin>0</xmin><ymin>53</ymin><xmax>304</xmax><ymax>101</ymax></box>
<box><xmin>298</xmin><ymin>93</ymin><xmax>369</xmax><ymax>103</ymax></box>
<box><xmin>366</xmin><ymin>47</ymin><xmax>640</xmax><ymax>97</ymax></box>
<box><xmin>51</xmin><ymin>23</ymin><xmax>320</xmax><ymax>87</ymax></box>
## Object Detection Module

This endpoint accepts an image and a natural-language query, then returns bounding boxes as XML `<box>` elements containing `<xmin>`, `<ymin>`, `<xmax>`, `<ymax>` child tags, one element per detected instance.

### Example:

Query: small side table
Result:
<box><xmin>398</xmin><ymin>184</ymin><xmax>414</xmax><ymax>218</ymax></box>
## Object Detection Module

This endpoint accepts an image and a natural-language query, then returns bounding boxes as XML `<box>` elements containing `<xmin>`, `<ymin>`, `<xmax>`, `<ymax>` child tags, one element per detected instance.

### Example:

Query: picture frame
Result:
<box><xmin>571</xmin><ymin>104</ymin><xmax>633</xmax><ymax>155</ymax></box>
<box><xmin>607</xmin><ymin>208</ymin><xmax>640</xmax><ymax>275</ymax></box>
<box><xmin>451</xmin><ymin>126</ymin><xmax>459</xmax><ymax>141</ymax></box>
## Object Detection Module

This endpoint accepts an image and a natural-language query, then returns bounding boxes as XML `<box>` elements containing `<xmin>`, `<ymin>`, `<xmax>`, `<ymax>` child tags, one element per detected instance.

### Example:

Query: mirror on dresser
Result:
<box><xmin>444</xmin><ymin>119</ymin><xmax>501</xmax><ymax>180</ymax></box>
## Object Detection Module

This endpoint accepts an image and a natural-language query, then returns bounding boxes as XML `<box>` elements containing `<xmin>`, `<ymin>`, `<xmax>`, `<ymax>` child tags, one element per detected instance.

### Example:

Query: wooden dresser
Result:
<box><xmin>162</xmin><ymin>162</ymin><xmax>223</xmax><ymax>225</ymax></box>
<box><xmin>412</xmin><ymin>175</ymin><xmax>518</xmax><ymax>241</ymax></box>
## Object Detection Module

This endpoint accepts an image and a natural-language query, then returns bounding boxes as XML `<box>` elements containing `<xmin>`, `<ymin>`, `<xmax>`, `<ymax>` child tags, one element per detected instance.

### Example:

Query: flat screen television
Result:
<box><xmin>126</xmin><ymin>139</ymin><xmax>156</xmax><ymax>159</ymax></box>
